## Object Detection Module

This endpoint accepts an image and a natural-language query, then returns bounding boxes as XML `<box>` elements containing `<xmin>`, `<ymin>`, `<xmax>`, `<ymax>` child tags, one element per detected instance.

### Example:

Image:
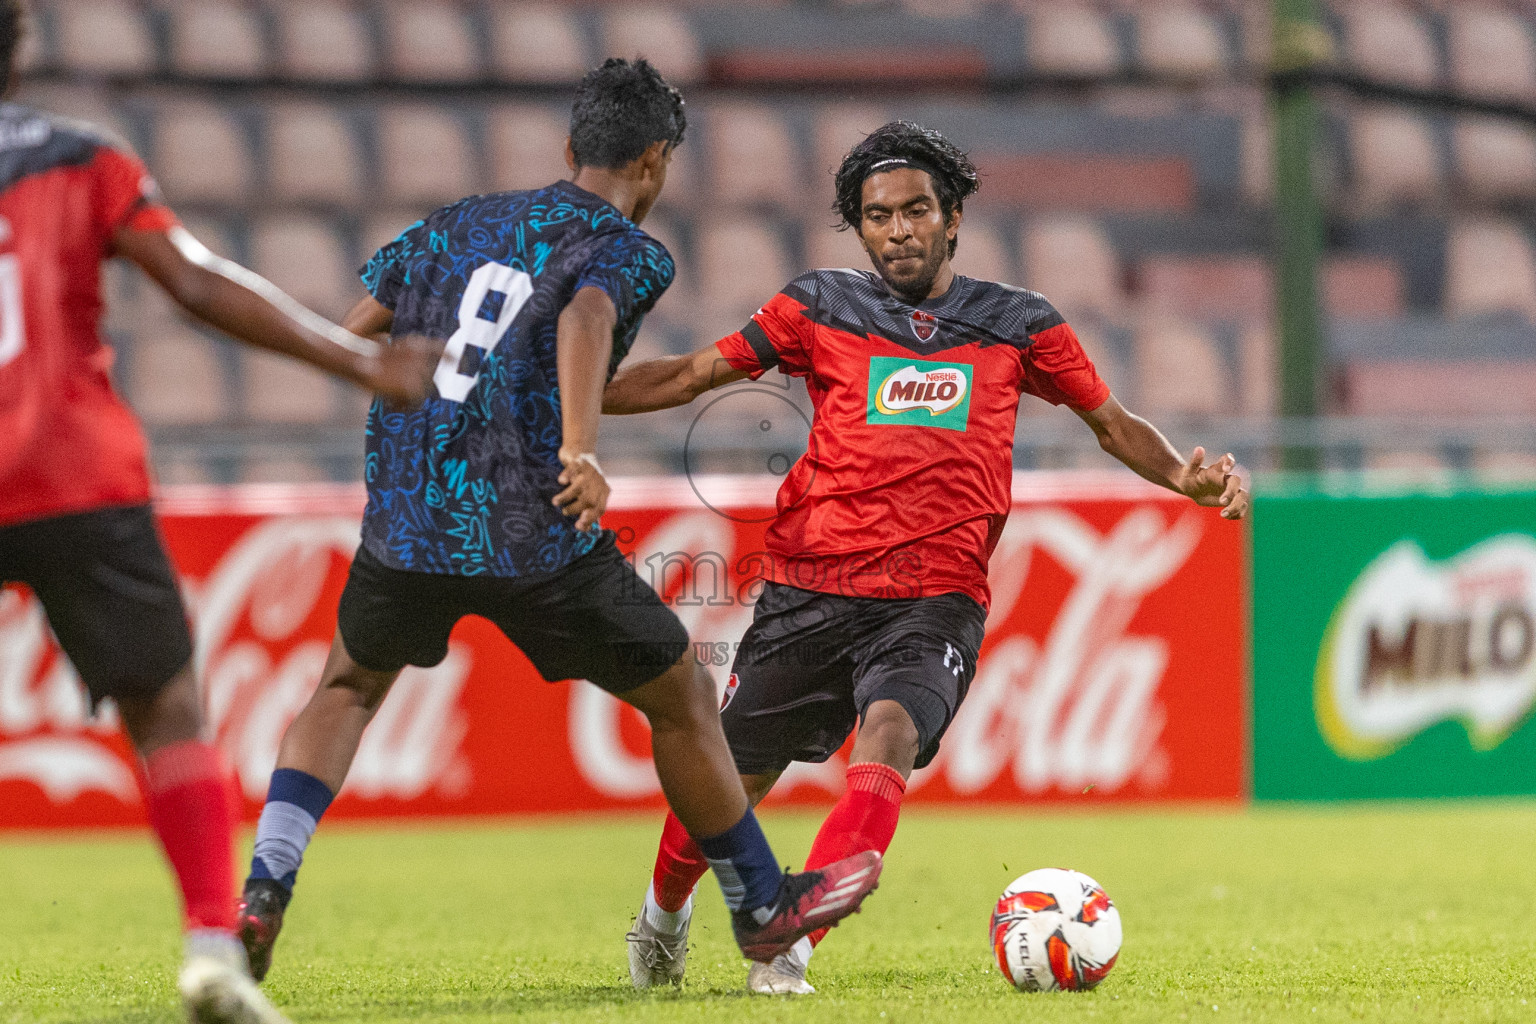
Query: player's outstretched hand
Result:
<box><xmin>1178</xmin><ymin>446</ymin><xmax>1250</xmax><ymax>520</ymax></box>
<box><xmin>554</xmin><ymin>449</ymin><xmax>610</xmax><ymax>532</ymax></box>
<box><xmin>365</xmin><ymin>335</ymin><xmax>439</xmax><ymax>408</ymax></box>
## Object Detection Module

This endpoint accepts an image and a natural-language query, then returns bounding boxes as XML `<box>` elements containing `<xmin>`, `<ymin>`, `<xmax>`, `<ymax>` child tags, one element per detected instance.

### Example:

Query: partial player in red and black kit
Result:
<box><xmin>0</xmin><ymin>6</ymin><xmax>432</xmax><ymax>1022</ymax></box>
<box><xmin>605</xmin><ymin>121</ymin><xmax>1251</xmax><ymax>994</ymax></box>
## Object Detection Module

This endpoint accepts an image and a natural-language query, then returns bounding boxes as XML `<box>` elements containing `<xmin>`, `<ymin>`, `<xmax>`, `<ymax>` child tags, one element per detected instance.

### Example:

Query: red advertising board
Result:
<box><xmin>0</xmin><ymin>473</ymin><xmax>1246</xmax><ymax>828</ymax></box>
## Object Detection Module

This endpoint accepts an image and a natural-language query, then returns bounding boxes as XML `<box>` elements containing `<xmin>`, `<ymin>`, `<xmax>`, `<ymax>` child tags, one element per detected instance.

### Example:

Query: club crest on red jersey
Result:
<box><xmin>910</xmin><ymin>310</ymin><xmax>938</xmax><ymax>343</ymax></box>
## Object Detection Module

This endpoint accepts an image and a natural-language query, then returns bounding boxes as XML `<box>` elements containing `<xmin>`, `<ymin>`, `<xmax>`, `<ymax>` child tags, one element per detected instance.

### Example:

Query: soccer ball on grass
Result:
<box><xmin>989</xmin><ymin>868</ymin><xmax>1122</xmax><ymax>992</ymax></box>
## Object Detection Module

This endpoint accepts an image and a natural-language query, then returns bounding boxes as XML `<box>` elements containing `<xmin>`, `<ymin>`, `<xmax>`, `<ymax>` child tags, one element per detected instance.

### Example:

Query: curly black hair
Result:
<box><xmin>0</xmin><ymin>1</ymin><xmax>25</xmax><ymax>87</ymax></box>
<box><xmin>569</xmin><ymin>57</ymin><xmax>686</xmax><ymax>170</ymax></box>
<box><xmin>834</xmin><ymin>121</ymin><xmax>979</xmax><ymax>258</ymax></box>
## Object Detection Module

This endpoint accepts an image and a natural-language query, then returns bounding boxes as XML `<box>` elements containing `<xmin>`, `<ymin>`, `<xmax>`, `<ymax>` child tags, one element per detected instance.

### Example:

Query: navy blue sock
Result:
<box><xmin>247</xmin><ymin>768</ymin><xmax>335</xmax><ymax>893</ymax></box>
<box><xmin>694</xmin><ymin>809</ymin><xmax>783</xmax><ymax>915</ymax></box>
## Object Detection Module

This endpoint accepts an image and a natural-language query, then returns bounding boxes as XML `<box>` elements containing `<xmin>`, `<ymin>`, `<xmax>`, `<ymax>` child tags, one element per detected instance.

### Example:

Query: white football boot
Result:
<box><xmin>178</xmin><ymin>929</ymin><xmax>293</xmax><ymax>1024</ymax></box>
<box><xmin>626</xmin><ymin>889</ymin><xmax>691</xmax><ymax>989</ymax></box>
<box><xmin>747</xmin><ymin>936</ymin><xmax>815</xmax><ymax>995</ymax></box>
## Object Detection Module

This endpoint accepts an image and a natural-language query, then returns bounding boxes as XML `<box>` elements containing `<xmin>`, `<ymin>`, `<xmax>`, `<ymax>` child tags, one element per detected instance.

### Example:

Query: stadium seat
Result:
<box><xmin>376</xmin><ymin>105</ymin><xmax>482</xmax><ymax>208</ymax></box>
<box><xmin>248</xmin><ymin>214</ymin><xmax>357</xmax><ymax>320</ymax></box>
<box><xmin>1346</xmin><ymin>360</ymin><xmax>1536</xmax><ymax>416</ymax></box>
<box><xmin>1348</xmin><ymin>107</ymin><xmax>1443</xmax><ymax>210</ymax></box>
<box><xmin>599</xmin><ymin>8</ymin><xmax>704</xmax><ymax>85</ymax></box>
<box><xmin>126</xmin><ymin>326</ymin><xmax>231</xmax><ymax>427</ymax></box>
<box><xmin>950</xmin><ymin>219</ymin><xmax>1014</xmax><ymax>286</ymax></box>
<box><xmin>238</xmin><ymin>453</ymin><xmax>332</xmax><ymax>484</ymax></box>
<box><xmin>702</xmin><ymin>102</ymin><xmax>801</xmax><ymax>208</ymax></box>
<box><xmin>1024</xmin><ymin>5</ymin><xmax>1122</xmax><ymax>78</ymax></box>
<box><xmin>1446</xmin><ymin>5</ymin><xmax>1536</xmax><ymax>103</ymax></box>
<box><xmin>381</xmin><ymin>1</ymin><xmax>482</xmax><ymax>83</ymax></box>
<box><xmin>358</xmin><ymin>211</ymin><xmax>425</xmax><ymax>266</ymax></box>
<box><xmin>1445</xmin><ymin>218</ymin><xmax>1536</xmax><ymax>319</ymax></box>
<box><xmin>489</xmin><ymin>5</ymin><xmax>589</xmax><ymax>83</ymax></box>
<box><xmin>1135</xmin><ymin>4</ymin><xmax>1229</xmax><ymax>81</ymax></box>
<box><xmin>694</xmin><ymin>216</ymin><xmax>795</xmax><ymax>335</ymax></box>
<box><xmin>1453</xmin><ymin>117</ymin><xmax>1536</xmax><ymax>203</ymax></box>
<box><xmin>54</xmin><ymin>0</ymin><xmax>156</xmax><ymax>77</ymax></box>
<box><xmin>1132</xmin><ymin>319</ymin><xmax>1229</xmax><ymax>417</ymax></box>
<box><xmin>165</xmin><ymin>1</ymin><xmax>268</xmax><ymax>79</ymax></box>
<box><xmin>14</xmin><ymin>83</ymin><xmax>135</xmax><ymax>151</ymax></box>
<box><xmin>1019</xmin><ymin>216</ymin><xmax>1122</xmax><ymax>319</ymax></box>
<box><xmin>812</xmin><ymin>104</ymin><xmax>889</xmax><ymax>183</ymax></box>
<box><xmin>1138</xmin><ymin>256</ymin><xmax>1270</xmax><ymax>322</ymax></box>
<box><xmin>1339</xmin><ymin>2</ymin><xmax>1439</xmax><ymax>89</ymax></box>
<box><xmin>271</xmin><ymin>0</ymin><xmax>375</xmax><ymax>82</ymax></box>
<box><xmin>1240</xmin><ymin>102</ymin><xmax>1274</xmax><ymax>204</ymax></box>
<box><xmin>153</xmin><ymin>454</ymin><xmax>217</xmax><ymax>486</ymax></box>
<box><xmin>486</xmin><ymin>105</ymin><xmax>571</xmax><ymax>194</ymax></box>
<box><xmin>149</xmin><ymin>102</ymin><xmax>255</xmax><ymax>205</ymax></box>
<box><xmin>1322</xmin><ymin>256</ymin><xmax>1404</xmax><ymax>318</ymax></box>
<box><xmin>266</xmin><ymin>102</ymin><xmax>365</xmax><ymax>205</ymax></box>
<box><xmin>803</xmin><ymin>217</ymin><xmax>868</xmax><ymax>273</ymax></box>
<box><xmin>1364</xmin><ymin>450</ymin><xmax>1449</xmax><ymax>476</ymax></box>
<box><xmin>1238</xmin><ymin>323</ymin><xmax>1275</xmax><ymax>416</ymax></box>
<box><xmin>1474</xmin><ymin>450</ymin><xmax>1536</xmax><ymax>482</ymax></box>
<box><xmin>238</xmin><ymin>349</ymin><xmax>340</xmax><ymax>425</ymax></box>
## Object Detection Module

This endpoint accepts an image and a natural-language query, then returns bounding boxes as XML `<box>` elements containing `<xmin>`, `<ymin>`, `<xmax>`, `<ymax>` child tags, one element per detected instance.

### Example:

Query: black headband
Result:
<box><xmin>863</xmin><ymin>156</ymin><xmax>943</xmax><ymax>186</ymax></box>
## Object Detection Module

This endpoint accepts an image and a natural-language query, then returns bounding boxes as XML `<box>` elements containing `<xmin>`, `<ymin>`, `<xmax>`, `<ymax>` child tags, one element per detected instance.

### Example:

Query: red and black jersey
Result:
<box><xmin>0</xmin><ymin>104</ymin><xmax>178</xmax><ymax>528</ymax></box>
<box><xmin>716</xmin><ymin>268</ymin><xmax>1109</xmax><ymax>609</ymax></box>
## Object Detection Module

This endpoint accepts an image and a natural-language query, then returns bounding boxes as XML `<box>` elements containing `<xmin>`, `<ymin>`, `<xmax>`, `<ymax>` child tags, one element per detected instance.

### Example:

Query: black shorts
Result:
<box><xmin>337</xmin><ymin>534</ymin><xmax>691</xmax><ymax>694</ymax></box>
<box><xmin>721</xmin><ymin>582</ymin><xmax>987</xmax><ymax>774</ymax></box>
<box><xmin>0</xmin><ymin>504</ymin><xmax>193</xmax><ymax>706</ymax></box>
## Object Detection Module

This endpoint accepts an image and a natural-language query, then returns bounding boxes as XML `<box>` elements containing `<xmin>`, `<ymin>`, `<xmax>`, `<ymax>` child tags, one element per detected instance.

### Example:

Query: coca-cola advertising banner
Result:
<box><xmin>1253</xmin><ymin>485</ymin><xmax>1536</xmax><ymax>800</ymax></box>
<box><xmin>0</xmin><ymin>474</ymin><xmax>1246</xmax><ymax>828</ymax></box>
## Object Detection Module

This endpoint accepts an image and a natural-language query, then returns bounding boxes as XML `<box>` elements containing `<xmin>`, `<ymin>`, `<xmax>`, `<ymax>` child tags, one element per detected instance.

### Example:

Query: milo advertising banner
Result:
<box><xmin>1252</xmin><ymin>485</ymin><xmax>1536</xmax><ymax>799</ymax></box>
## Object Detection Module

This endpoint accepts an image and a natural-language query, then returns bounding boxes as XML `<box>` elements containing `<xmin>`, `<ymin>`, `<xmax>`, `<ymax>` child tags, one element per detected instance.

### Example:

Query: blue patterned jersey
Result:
<box><xmin>358</xmin><ymin>180</ymin><xmax>673</xmax><ymax>577</ymax></box>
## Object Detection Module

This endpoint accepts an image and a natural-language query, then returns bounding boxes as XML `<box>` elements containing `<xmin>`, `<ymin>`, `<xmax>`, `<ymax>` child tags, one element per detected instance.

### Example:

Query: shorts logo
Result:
<box><xmin>721</xmin><ymin>673</ymin><xmax>741</xmax><ymax>711</ymax></box>
<box><xmin>867</xmin><ymin>356</ymin><xmax>973</xmax><ymax>431</ymax></box>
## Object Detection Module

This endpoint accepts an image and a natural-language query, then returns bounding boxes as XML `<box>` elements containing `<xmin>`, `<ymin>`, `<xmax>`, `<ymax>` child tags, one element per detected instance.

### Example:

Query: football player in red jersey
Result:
<box><xmin>606</xmin><ymin>121</ymin><xmax>1250</xmax><ymax>994</ymax></box>
<box><xmin>0</xmin><ymin>5</ymin><xmax>432</xmax><ymax>1022</ymax></box>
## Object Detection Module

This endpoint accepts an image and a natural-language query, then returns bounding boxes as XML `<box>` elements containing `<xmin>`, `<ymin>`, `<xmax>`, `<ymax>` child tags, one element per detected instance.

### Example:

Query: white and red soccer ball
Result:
<box><xmin>990</xmin><ymin>868</ymin><xmax>1122</xmax><ymax>992</ymax></box>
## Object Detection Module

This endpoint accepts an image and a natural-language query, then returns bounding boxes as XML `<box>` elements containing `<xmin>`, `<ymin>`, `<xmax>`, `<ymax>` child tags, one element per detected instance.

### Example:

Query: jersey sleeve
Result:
<box><xmin>360</xmin><ymin>220</ymin><xmax>425</xmax><ymax>311</ymax></box>
<box><xmin>715</xmin><ymin>273</ymin><xmax>817</xmax><ymax>379</ymax></box>
<box><xmin>92</xmin><ymin>145</ymin><xmax>178</xmax><ymax>237</ymax></box>
<box><xmin>574</xmin><ymin>232</ymin><xmax>674</xmax><ymax>328</ymax></box>
<box><xmin>1020</xmin><ymin>317</ymin><xmax>1111</xmax><ymax>412</ymax></box>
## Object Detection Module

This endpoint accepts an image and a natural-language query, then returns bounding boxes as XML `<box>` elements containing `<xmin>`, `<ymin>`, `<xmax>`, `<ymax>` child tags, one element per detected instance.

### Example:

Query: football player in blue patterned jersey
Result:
<box><xmin>237</xmin><ymin>58</ymin><xmax>883</xmax><ymax>984</ymax></box>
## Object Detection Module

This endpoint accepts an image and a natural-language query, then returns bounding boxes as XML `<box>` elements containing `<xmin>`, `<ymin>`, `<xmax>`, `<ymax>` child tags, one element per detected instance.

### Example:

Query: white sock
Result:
<box><xmin>642</xmin><ymin>881</ymin><xmax>692</xmax><ymax>936</ymax></box>
<box><xmin>783</xmin><ymin>936</ymin><xmax>814</xmax><ymax>970</ymax></box>
<box><xmin>183</xmin><ymin>928</ymin><xmax>245</xmax><ymax>969</ymax></box>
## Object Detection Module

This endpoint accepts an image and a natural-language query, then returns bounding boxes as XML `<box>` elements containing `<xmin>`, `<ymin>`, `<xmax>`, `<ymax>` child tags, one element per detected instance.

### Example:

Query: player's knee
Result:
<box><xmin>854</xmin><ymin>699</ymin><xmax>922</xmax><ymax>768</ymax></box>
<box><xmin>626</xmin><ymin>654</ymin><xmax>718</xmax><ymax>733</ymax></box>
<box><xmin>117</xmin><ymin>662</ymin><xmax>203</xmax><ymax>755</ymax></box>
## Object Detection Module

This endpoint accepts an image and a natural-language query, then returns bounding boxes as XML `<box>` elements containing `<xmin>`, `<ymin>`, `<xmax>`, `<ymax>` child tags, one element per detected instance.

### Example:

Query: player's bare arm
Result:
<box><xmin>602</xmin><ymin>341</ymin><xmax>750</xmax><ymax>414</ymax></box>
<box><xmin>1073</xmin><ymin>395</ymin><xmax>1250</xmax><ymax>520</ymax></box>
<box><xmin>553</xmin><ymin>284</ymin><xmax>619</xmax><ymax>530</ymax></box>
<box><xmin>114</xmin><ymin>226</ymin><xmax>435</xmax><ymax>406</ymax></box>
<box><xmin>341</xmin><ymin>294</ymin><xmax>396</xmax><ymax>345</ymax></box>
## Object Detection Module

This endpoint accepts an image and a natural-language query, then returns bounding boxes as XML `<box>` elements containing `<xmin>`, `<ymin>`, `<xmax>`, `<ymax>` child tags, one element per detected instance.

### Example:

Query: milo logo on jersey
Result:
<box><xmin>867</xmin><ymin>356</ymin><xmax>973</xmax><ymax>431</ymax></box>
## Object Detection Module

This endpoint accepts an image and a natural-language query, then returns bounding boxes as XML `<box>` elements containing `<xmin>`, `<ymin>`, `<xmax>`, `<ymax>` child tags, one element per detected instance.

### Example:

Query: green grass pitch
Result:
<box><xmin>4</xmin><ymin>804</ymin><xmax>1536</xmax><ymax>1023</ymax></box>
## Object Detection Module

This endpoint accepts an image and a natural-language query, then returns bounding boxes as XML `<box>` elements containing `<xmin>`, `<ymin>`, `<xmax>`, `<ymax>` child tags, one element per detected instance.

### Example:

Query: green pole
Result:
<box><xmin>1272</xmin><ymin>0</ymin><xmax>1330</xmax><ymax>472</ymax></box>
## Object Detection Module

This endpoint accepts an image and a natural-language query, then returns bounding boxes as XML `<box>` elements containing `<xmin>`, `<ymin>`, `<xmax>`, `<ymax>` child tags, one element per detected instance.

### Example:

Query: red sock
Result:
<box><xmin>141</xmin><ymin>740</ymin><xmax>237</xmax><ymax>933</ymax></box>
<box><xmin>803</xmin><ymin>761</ymin><xmax>906</xmax><ymax>946</ymax></box>
<box><xmin>650</xmin><ymin>810</ymin><xmax>711</xmax><ymax>913</ymax></box>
